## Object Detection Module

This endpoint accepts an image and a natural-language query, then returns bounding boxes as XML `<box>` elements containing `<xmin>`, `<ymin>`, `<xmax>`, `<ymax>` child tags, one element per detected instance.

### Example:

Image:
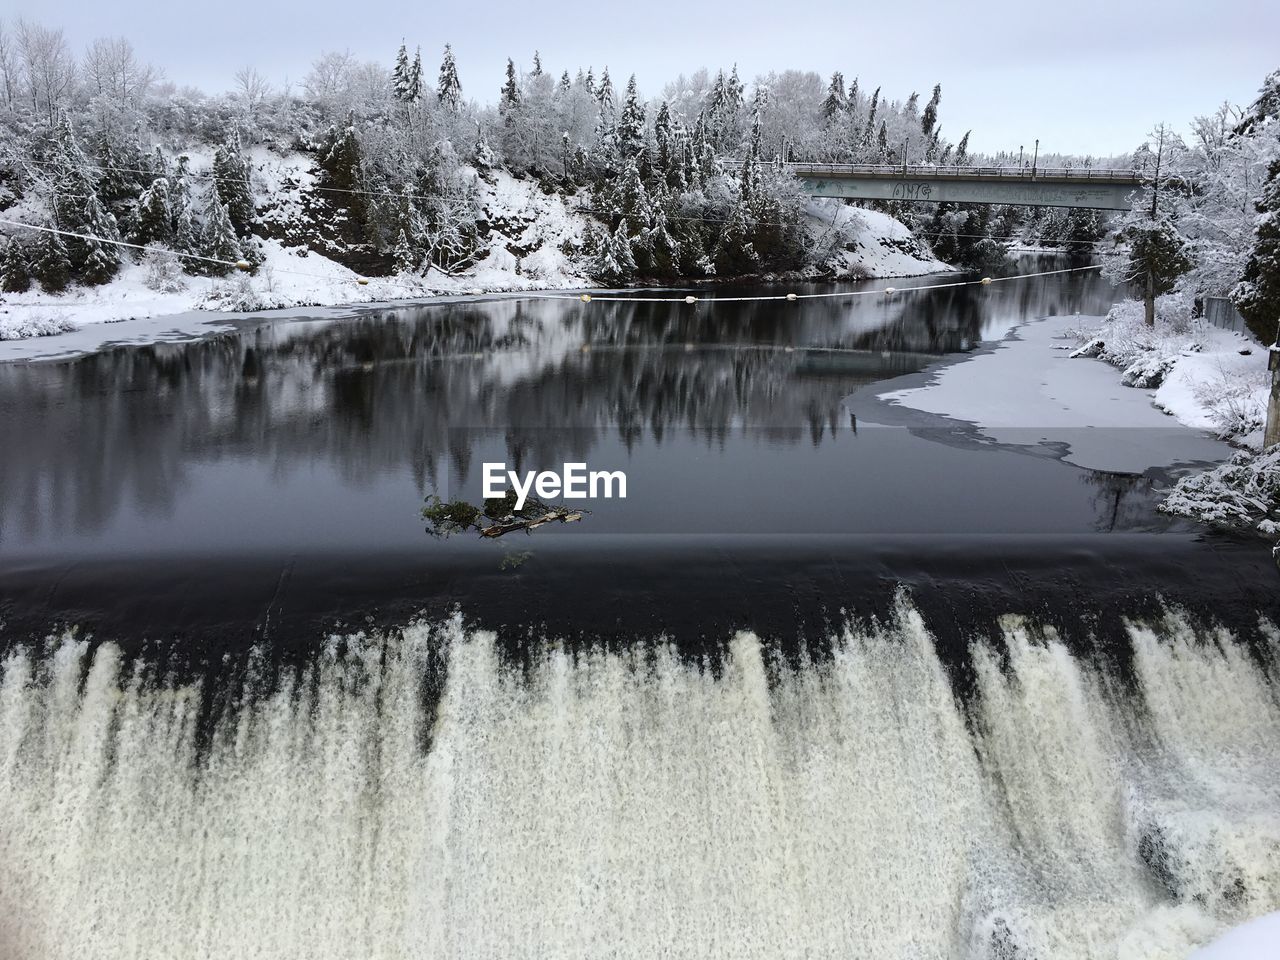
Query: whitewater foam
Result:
<box><xmin>0</xmin><ymin>600</ymin><xmax>1277</xmax><ymax>959</ymax></box>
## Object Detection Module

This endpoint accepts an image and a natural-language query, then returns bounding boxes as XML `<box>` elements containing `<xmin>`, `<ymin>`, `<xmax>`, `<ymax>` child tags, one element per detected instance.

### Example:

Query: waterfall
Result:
<box><xmin>0</xmin><ymin>600</ymin><xmax>1277</xmax><ymax>960</ymax></box>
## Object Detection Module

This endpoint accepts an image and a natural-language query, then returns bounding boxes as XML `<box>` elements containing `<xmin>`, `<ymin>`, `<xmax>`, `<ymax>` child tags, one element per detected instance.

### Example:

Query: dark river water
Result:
<box><xmin>1</xmin><ymin>259</ymin><xmax>1276</xmax><ymax>648</ymax></box>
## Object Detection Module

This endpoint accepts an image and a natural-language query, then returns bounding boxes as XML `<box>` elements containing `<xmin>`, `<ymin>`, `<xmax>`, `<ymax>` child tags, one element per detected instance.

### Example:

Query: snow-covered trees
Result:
<box><xmin>200</xmin><ymin>193</ymin><xmax>242</xmax><ymax>273</ymax></box>
<box><xmin>133</xmin><ymin>176</ymin><xmax>172</xmax><ymax>246</ymax></box>
<box><xmin>0</xmin><ymin>238</ymin><xmax>31</xmax><ymax>292</ymax></box>
<box><xmin>1234</xmin><ymin>158</ymin><xmax>1280</xmax><ymax>343</ymax></box>
<box><xmin>821</xmin><ymin>72</ymin><xmax>846</xmax><ymax>122</ymax></box>
<box><xmin>617</xmin><ymin>75</ymin><xmax>646</xmax><ymax>166</ymax></box>
<box><xmin>437</xmin><ymin>45</ymin><xmax>461</xmax><ymax>112</ymax></box>
<box><xmin>80</xmin><ymin>191</ymin><xmax>121</xmax><ymax>284</ymax></box>
<box><xmin>1103</xmin><ymin>197</ymin><xmax>1192</xmax><ymax>326</ymax></box>
<box><xmin>0</xmin><ymin>18</ymin><xmax>1085</xmax><ymax>296</ymax></box>
<box><xmin>1099</xmin><ymin>75</ymin><xmax>1280</xmax><ymax>338</ymax></box>
<box><xmin>500</xmin><ymin>58</ymin><xmax>520</xmax><ymax>110</ymax></box>
<box><xmin>392</xmin><ymin>43</ymin><xmax>411</xmax><ymax>102</ymax></box>
<box><xmin>212</xmin><ymin>139</ymin><xmax>254</xmax><ymax>237</ymax></box>
<box><xmin>31</xmin><ymin>228</ymin><xmax>71</xmax><ymax>291</ymax></box>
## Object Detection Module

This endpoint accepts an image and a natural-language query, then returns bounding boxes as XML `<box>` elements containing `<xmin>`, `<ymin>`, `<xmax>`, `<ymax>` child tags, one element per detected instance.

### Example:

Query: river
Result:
<box><xmin>0</xmin><ymin>260</ymin><xmax>1277</xmax><ymax>958</ymax></box>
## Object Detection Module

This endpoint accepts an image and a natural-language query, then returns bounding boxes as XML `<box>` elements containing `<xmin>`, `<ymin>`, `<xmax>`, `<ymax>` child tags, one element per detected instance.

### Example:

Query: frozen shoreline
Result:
<box><xmin>877</xmin><ymin>312</ymin><xmax>1246</xmax><ymax>474</ymax></box>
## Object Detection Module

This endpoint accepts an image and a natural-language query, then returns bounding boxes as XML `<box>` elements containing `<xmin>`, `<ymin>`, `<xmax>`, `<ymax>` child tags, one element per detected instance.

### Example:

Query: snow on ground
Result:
<box><xmin>1189</xmin><ymin>911</ymin><xmax>1280</xmax><ymax>960</ymax></box>
<box><xmin>1067</xmin><ymin>296</ymin><xmax>1280</xmax><ymax>535</ymax></box>
<box><xmin>1072</xmin><ymin>296</ymin><xmax>1271</xmax><ymax>450</ymax></box>
<box><xmin>878</xmin><ymin>313</ymin><xmax>1234</xmax><ymax>474</ymax></box>
<box><xmin>803</xmin><ymin>199</ymin><xmax>952</xmax><ymax>279</ymax></box>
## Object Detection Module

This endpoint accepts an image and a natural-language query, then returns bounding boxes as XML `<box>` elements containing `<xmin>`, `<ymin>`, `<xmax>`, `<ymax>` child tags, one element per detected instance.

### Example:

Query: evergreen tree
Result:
<box><xmin>610</xmin><ymin>220</ymin><xmax>636</xmax><ymax>278</ymax></box>
<box><xmin>584</xmin><ymin>223</ymin><xmax>617</xmax><ymax>284</ymax></box>
<box><xmin>134</xmin><ymin>177</ymin><xmax>173</xmax><ymax>246</ymax></box>
<box><xmin>822</xmin><ymin>72</ymin><xmax>846</xmax><ymax>121</ymax></box>
<box><xmin>1103</xmin><ymin>195</ymin><xmax>1192</xmax><ymax>326</ymax></box>
<box><xmin>654</xmin><ymin>101</ymin><xmax>684</xmax><ymax>191</ymax></box>
<box><xmin>877</xmin><ymin>121</ymin><xmax>889</xmax><ymax>160</ymax></box>
<box><xmin>954</xmin><ymin>131</ymin><xmax>971</xmax><ymax>166</ymax></box>
<box><xmin>79</xmin><ymin>192</ymin><xmax>121</xmax><ymax>284</ymax></box>
<box><xmin>392</xmin><ymin>43</ymin><xmax>411</xmax><ymax>101</ymax></box>
<box><xmin>171</xmin><ymin>159</ymin><xmax>198</xmax><ymax>258</ymax></box>
<box><xmin>726</xmin><ymin>65</ymin><xmax>744</xmax><ymax>113</ymax></box>
<box><xmin>643</xmin><ymin>201</ymin><xmax>681</xmax><ymax>278</ymax></box>
<box><xmin>531</xmin><ymin>51</ymin><xmax>543</xmax><ymax>77</ymax></box>
<box><xmin>595</xmin><ymin>68</ymin><xmax>617</xmax><ymax>152</ymax></box>
<box><xmin>921</xmin><ymin>84</ymin><xmax>941</xmax><ymax>141</ymax></box>
<box><xmin>406</xmin><ymin>48</ymin><xmax>423</xmax><ymax>104</ymax></box>
<box><xmin>614</xmin><ymin>157</ymin><xmax>651</xmax><ymax>234</ymax></box>
<box><xmin>1235</xmin><ymin>69</ymin><xmax>1280</xmax><ymax>137</ymax></box>
<box><xmin>392</xmin><ymin>228</ymin><xmax>416</xmax><ymax>273</ymax></box>
<box><xmin>200</xmin><ymin>193</ymin><xmax>243</xmax><ymax>274</ymax></box>
<box><xmin>32</xmin><ymin>229</ymin><xmax>72</xmax><ymax>292</ymax></box>
<box><xmin>48</xmin><ymin>116</ymin><xmax>103</xmax><ymax>265</ymax></box>
<box><xmin>1</xmin><ymin>239</ymin><xmax>31</xmax><ymax>293</ymax></box>
<box><xmin>707</xmin><ymin>70</ymin><xmax>727</xmax><ymax>121</ymax></box>
<box><xmin>500</xmin><ymin>58</ymin><xmax>520</xmax><ymax>111</ymax></box>
<box><xmin>861</xmin><ymin>87</ymin><xmax>880</xmax><ymax>154</ymax></box>
<box><xmin>438</xmin><ymin>45</ymin><xmax>462</xmax><ymax>112</ymax></box>
<box><xmin>212</xmin><ymin>139</ymin><xmax>254</xmax><ymax>237</ymax></box>
<box><xmin>714</xmin><ymin>200</ymin><xmax>758</xmax><ymax>277</ymax></box>
<box><xmin>95</xmin><ymin>137</ymin><xmax>140</xmax><ymax>208</ymax></box>
<box><xmin>618</xmin><ymin>75</ymin><xmax>646</xmax><ymax>163</ymax></box>
<box><xmin>1063</xmin><ymin>207</ymin><xmax>1103</xmax><ymax>258</ymax></box>
<box><xmin>847</xmin><ymin>77</ymin><xmax>860</xmax><ymax>116</ymax></box>
<box><xmin>1233</xmin><ymin>157</ymin><xmax>1280</xmax><ymax>343</ymax></box>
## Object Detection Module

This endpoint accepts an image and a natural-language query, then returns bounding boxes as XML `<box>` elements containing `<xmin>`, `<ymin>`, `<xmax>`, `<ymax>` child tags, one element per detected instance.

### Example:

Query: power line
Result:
<box><xmin>0</xmin><ymin>217</ymin><xmax>370</xmax><ymax>284</ymax></box>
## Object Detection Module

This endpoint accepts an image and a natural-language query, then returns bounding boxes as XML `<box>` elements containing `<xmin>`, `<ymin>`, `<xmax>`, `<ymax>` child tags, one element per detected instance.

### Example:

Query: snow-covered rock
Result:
<box><xmin>803</xmin><ymin>199</ymin><xmax>951</xmax><ymax>279</ymax></box>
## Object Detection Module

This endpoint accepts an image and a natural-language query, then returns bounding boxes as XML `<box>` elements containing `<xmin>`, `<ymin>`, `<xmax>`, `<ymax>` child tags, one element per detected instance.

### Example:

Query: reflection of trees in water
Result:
<box><xmin>1081</xmin><ymin>471</ymin><xmax>1161</xmax><ymax>532</ymax></box>
<box><xmin>0</xmin><ymin>268</ymin><xmax>1117</xmax><ymax>538</ymax></box>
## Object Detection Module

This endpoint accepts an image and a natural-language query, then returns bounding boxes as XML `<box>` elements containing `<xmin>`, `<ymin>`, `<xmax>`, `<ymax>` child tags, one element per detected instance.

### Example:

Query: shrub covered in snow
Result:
<box><xmin>205</xmin><ymin>275</ymin><xmax>265</xmax><ymax>311</ymax></box>
<box><xmin>1190</xmin><ymin>365</ymin><xmax>1270</xmax><ymax>444</ymax></box>
<box><xmin>0</xmin><ymin>311</ymin><xmax>78</xmax><ymax>340</ymax></box>
<box><xmin>1073</xmin><ymin>294</ymin><xmax>1197</xmax><ymax>364</ymax></box>
<box><xmin>1072</xmin><ymin>295</ymin><xmax>1201</xmax><ymax>389</ymax></box>
<box><xmin>1160</xmin><ymin>448</ymin><xmax>1280</xmax><ymax>533</ymax></box>
<box><xmin>142</xmin><ymin>247</ymin><xmax>187</xmax><ymax>293</ymax></box>
<box><xmin>1073</xmin><ymin>292</ymin><xmax>1270</xmax><ymax>452</ymax></box>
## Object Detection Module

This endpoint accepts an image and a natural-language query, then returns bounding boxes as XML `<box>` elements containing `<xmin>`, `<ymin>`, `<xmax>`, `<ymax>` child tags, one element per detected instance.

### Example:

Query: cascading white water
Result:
<box><xmin>0</xmin><ymin>600</ymin><xmax>1277</xmax><ymax>960</ymax></box>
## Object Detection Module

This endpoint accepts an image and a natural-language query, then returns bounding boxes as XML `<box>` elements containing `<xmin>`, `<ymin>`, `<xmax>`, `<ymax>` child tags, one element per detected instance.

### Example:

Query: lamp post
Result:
<box><xmin>1018</xmin><ymin>145</ymin><xmax>1023</xmax><ymax>174</ymax></box>
<box><xmin>1032</xmin><ymin>139</ymin><xmax>1039</xmax><ymax>179</ymax></box>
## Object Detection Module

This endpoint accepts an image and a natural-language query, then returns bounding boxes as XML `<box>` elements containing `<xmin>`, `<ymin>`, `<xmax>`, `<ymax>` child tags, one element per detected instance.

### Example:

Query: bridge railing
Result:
<box><xmin>721</xmin><ymin>160</ymin><xmax>1144</xmax><ymax>183</ymax></box>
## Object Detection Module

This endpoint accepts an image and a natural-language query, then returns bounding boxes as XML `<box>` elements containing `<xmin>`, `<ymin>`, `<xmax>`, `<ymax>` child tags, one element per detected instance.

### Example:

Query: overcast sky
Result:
<box><xmin>19</xmin><ymin>0</ymin><xmax>1280</xmax><ymax>156</ymax></box>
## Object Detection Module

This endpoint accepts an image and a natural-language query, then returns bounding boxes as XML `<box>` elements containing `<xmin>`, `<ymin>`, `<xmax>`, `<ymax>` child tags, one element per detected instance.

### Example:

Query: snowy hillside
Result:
<box><xmin>0</xmin><ymin>151</ymin><xmax>947</xmax><ymax>345</ymax></box>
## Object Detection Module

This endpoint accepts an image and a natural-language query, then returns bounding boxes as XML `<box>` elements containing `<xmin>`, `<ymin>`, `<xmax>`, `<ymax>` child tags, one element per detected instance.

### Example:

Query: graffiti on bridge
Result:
<box><xmin>891</xmin><ymin>182</ymin><xmax>933</xmax><ymax>201</ymax></box>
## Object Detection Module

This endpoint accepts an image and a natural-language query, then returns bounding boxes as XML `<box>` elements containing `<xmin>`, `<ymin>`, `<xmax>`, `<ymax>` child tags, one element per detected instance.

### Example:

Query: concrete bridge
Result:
<box><xmin>730</xmin><ymin>161</ymin><xmax>1144</xmax><ymax>210</ymax></box>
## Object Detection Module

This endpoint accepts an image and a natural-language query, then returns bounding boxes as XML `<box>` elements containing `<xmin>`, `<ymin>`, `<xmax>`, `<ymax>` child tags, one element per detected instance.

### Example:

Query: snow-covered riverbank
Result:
<box><xmin>0</xmin><ymin>152</ymin><xmax>948</xmax><ymax>359</ymax></box>
<box><xmin>880</xmin><ymin>294</ymin><xmax>1279</xmax><ymax>537</ymax></box>
<box><xmin>878</xmin><ymin>312</ymin><xmax>1235</xmax><ymax>474</ymax></box>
